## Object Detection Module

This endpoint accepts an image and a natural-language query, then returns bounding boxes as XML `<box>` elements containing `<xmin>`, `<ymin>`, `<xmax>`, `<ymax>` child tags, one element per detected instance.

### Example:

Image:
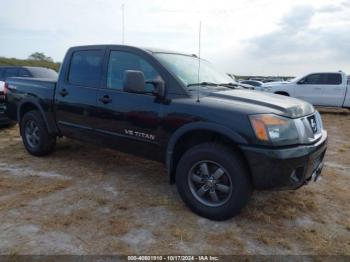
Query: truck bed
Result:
<box><xmin>5</xmin><ymin>77</ymin><xmax>57</xmax><ymax>122</ymax></box>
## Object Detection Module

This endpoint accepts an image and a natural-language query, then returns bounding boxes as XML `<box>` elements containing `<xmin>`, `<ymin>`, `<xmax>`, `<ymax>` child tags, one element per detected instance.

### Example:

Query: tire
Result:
<box><xmin>275</xmin><ymin>92</ymin><xmax>289</xmax><ymax>96</ymax></box>
<box><xmin>176</xmin><ymin>143</ymin><xmax>252</xmax><ymax>221</ymax></box>
<box><xmin>20</xmin><ymin>110</ymin><xmax>56</xmax><ymax>156</ymax></box>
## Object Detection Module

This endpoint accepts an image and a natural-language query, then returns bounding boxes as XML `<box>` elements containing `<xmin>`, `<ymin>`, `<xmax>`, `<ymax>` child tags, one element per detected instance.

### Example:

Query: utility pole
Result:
<box><xmin>122</xmin><ymin>3</ymin><xmax>125</xmax><ymax>44</ymax></box>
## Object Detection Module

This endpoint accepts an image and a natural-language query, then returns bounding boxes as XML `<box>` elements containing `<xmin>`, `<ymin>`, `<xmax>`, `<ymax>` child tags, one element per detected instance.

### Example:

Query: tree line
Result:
<box><xmin>0</xmin><ymin>52</ymin><xmax>60</xmax><ymax>72</ymax></box>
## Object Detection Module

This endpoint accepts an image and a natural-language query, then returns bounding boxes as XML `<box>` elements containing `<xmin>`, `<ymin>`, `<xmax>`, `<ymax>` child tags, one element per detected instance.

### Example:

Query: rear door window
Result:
<box><xmin>323</xmin><ymin>73</ymin><xmax>342</xmax><ymax>85</ymax></box>
<box><xmin>68</xmin><ymin>50</ymin><xmax>104</xmax><ymax>87</ymax></box>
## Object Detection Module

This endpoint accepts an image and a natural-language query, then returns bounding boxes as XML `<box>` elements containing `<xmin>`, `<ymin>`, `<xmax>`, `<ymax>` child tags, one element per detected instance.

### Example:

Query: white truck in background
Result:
<box><xmin>262</xmin><ymin>72</ymin><xmax>350</xmax><ymax>109</ymax></box>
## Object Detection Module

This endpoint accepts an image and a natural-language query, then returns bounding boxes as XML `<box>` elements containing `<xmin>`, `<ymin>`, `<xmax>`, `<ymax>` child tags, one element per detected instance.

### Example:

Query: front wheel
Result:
<box><xmin>176</xmin><ymin>143</ymin><xmax>252</xmax><ymax>221</ymax></box>
<box><xmin>20</xmin><ymin>110</ymin><xmax>56</xmax><ymax>156</ymax></box>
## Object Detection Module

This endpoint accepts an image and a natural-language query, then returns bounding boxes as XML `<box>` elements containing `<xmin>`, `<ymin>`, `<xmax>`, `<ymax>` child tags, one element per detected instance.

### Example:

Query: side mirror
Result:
<box><xmin>123</xmin><ymin>70</ymin><xmax>146</xmax><ymax>93</ymax></box>
<box><xmin>146</xmin><ymin>79</ymin><xmax>165</xmax><ymax>98</ymax></box>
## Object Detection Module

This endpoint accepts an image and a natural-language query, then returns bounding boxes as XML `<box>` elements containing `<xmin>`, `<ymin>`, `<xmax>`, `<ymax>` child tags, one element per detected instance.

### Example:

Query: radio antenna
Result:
<box><xmin>196</xmin><ymin>21</ymin><xmax>202</xmax><ymax>103</ymax></box>
<box><xmin>122</xmin><ymin>3</ymin><xmax>125</xmax><ymax>44</ymax></box>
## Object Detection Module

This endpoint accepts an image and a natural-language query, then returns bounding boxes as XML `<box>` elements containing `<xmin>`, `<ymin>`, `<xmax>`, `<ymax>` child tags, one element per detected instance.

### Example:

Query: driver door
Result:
<box><xmin>295</xmin><ymin>73</ymin><xmax>323</xmax><ymax>104</ymax></box>
<box><xmin>94</xmin><ymin>49</ymin><xmax>163</xmax><ymax>160</ymax></box>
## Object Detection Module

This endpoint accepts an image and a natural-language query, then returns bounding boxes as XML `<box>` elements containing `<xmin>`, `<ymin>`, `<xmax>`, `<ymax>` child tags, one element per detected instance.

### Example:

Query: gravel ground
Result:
<box><xmin>0</xmin><ymin>108</ymin><xmax>349</xmax><ymax>255</ymax></box>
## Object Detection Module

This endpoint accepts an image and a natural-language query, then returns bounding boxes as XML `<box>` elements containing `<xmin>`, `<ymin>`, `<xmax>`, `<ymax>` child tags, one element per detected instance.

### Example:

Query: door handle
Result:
<box><xmin>99</xmin><ymin>95</ymin><xmax>112</xmax><ymax>104</ymax></box>
<box><xmin>314</xmin><ymin>87</ymin><xmax>322</xmax><ymax>90</ymax></box>
<box><xmin>59</xmin><ymin>89</ymin><xmax>69</xmax><ymax>97</ymax></box>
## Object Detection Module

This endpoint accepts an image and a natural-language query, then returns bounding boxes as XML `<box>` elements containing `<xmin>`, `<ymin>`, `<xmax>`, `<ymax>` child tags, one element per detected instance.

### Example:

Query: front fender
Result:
<box><xmin>165</xmin><ymin>121</ymin><xmax>248</xmax><ymax>180</ymax></box>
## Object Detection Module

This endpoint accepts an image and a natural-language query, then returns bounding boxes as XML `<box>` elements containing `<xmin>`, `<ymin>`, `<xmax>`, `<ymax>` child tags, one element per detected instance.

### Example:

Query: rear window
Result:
<box><xmin>4</xmin><ymin>68</ymin><xmax>19</xmax><ymax>79</ymax></box>
<box><xmin>27</xmin><ymin>67</ymin><xmax>57</xmax><ymax>79</ymax></box>
<box><xmin>68</xmin><ymin>50</ymin><xmax>104</xmax><ymax>87</ymax></box>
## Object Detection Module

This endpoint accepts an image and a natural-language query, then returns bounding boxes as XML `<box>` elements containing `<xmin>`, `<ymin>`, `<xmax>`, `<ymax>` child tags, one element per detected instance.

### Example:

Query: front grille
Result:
<box><xmin>294</xmin><ymin>112</ymin><xmax>323</xmax><ymax>144</ymax></box>
<box><xmin>307</xmin><ymin>115</ymin><xmax>318</xmax><ymax>134</ymax></box>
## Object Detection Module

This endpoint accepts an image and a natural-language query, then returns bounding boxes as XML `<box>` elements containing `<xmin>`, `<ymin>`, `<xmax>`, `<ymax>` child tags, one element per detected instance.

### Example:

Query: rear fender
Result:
<box><xmin>18</xmin><ymin>99</ymin><xmax>58</xmax><ymax>134</ymax></box>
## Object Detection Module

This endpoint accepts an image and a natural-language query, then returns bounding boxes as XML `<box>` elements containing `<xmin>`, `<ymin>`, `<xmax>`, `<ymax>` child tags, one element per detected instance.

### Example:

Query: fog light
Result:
<box><xmin>290</xmin><ymin>170</ymin><xmax>299</xmax><ymax>183</ymax></box>
<box><xmin>290</xmin><ymin>167</ymin><xmax>304</xmax><ymax>184</ymax></box>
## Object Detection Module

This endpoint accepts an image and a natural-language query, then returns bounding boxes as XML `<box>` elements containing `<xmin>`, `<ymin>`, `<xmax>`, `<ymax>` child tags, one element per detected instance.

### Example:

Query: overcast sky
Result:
<box><xmin>0</xmin><ymin>0</ymin><xmax>349</xmax><ymax>76</ymax></box>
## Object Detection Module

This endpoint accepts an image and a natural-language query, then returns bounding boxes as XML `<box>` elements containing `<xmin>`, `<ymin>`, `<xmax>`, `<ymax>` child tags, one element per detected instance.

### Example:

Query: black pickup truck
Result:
<box><xmin>5</xmin><ymin>45</ymin><xmax>327</xmax><ymax>220</ymax></box>
<box><xmin>0</xmin><ymin>66</ymin><xmax>58</xmax><ymax>125</ymax></box>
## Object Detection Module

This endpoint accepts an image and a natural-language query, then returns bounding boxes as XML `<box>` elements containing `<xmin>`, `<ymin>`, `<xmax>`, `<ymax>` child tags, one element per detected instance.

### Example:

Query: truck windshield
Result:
<box><xmin>154</xmin><ymin>53</ymin><xmax>234</xmax><ymax>90</ymax></box>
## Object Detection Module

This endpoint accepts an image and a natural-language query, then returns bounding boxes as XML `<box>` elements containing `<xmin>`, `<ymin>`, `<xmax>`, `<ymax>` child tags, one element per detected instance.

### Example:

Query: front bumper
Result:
<box><xmin>240</xmin><ymin>130</ymin><xmax>327</xmax><ymax>190</ymax></box>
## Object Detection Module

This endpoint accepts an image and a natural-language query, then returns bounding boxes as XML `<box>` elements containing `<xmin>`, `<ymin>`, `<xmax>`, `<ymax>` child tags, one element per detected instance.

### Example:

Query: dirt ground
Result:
<box><xmin>0</xmin><ymin>108</ymin><xmax>349</xmax><ymax>256</ymax></box>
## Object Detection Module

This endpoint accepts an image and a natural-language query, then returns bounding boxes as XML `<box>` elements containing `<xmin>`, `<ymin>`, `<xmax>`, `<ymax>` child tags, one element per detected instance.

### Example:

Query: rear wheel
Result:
<box><xmin>176</xmin><ymin>143</ymin><xmax>252</xmax><ymax>220</ymax></box>
<box><xmin>275</xmin><ymin>92</ymin><xmax>289</xmax><ymax>96</ymax></box>
<box><xmin>20</xmin><ymin>111</ymin><xmax>56</xmax><ymax>156</ymax></box>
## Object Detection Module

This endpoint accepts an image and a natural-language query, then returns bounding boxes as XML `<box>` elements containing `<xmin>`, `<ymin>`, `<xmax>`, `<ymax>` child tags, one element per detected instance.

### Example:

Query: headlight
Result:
<box><xmin>249</xmin><ymin>114</ymin><xmax>299</xmax><ymax>145</ymax></box>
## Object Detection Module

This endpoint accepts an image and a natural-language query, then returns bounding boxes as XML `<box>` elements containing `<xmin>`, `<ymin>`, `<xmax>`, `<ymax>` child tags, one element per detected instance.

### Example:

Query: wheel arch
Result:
<box><xmin>17</xmin><ymin>99</ymin><xmax>57</xmax><ymax>134</ymax></box>
<box><xmin>274</xmin><ymin>91</ymin><xmax>290</xmax><ymax>96</ymax></box>
<box><xmin>165</xmin><ymin>122</ymin><xmax>250</xmax><ymax>184</ymax></box>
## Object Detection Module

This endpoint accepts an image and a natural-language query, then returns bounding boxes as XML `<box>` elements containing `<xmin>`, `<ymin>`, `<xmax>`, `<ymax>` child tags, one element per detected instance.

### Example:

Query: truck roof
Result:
<box><xmin>69</xmin><ymin>44</ymin><xmax>196</xmax><ymax>57</ymax></box>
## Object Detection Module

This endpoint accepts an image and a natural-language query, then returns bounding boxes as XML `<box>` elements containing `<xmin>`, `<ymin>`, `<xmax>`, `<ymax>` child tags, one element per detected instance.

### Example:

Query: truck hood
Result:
<box><xmin>204</xmin><ymin>89</ymin><xmax>314</xmax><ymax>118</ymax></box>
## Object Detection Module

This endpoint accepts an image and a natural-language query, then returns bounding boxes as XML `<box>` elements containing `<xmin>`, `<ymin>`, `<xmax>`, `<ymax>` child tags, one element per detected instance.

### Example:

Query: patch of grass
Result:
<box><xmin>255</xmin><ymin>233</ymin><xmax>271</xmax><ymax>245</ymax></box>
<box><xmin>206</xmin><ymin>228</ymin><xmax>245</xmax><ymax>251</ymax></box>
<box><xmin>41</xmin><ymin>208</ymin><xmax>92</xmax><ymax>229</ymax></box>
<box><xmin>170</xmin><ymin>226</ymin><xmax>193</xmax><ymax>242</ymax></box>
<box><xmin>0</xmin><ymin>179</ymin><xmax>71</xmax><ymax>211</ymax></box>
<box><xmin>346</xmin><ymin>222</ymin><xmax>350</xmax><ymax>231</ymax></box>
<box><xmin>96</xmin><ymin>198</ymin><xmax>109</xmax><ymax>206</ymax></box>
<box><xmin>108</xmin><ymin>217</ymin><xmax>131</xmax><ymax>236</ymax></box>
<box><xmin>24</xmin><ymin>180</ymin><xmax>71</xmax><ymax>195</ymax></box>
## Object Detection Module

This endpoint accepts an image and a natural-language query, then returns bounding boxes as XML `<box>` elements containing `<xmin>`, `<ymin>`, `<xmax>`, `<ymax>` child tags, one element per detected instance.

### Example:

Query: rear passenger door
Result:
<box><xmin>94</xmin><ymin>49</ymin><xmax>163</xmax><ymax>160</ymax></box>
<box><xmin>55</xmin><ymin>49</ymin><xmax>105</xmax><ymax>138</ymax></box>
<box><xmin>296</xmin><ymin>73</ymin><xmax>345</xmax><ymax>106</ymax></box>
<box><xmin>316</xmin><ymin>73</ymin><xmax>346</xmax><ymax>107</ymax></box>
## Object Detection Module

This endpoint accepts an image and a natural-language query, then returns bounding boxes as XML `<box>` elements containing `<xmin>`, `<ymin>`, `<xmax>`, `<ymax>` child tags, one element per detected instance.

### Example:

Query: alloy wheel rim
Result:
<box><xmin>25</xmin><ymin>120</ymin><xmax>40</xmax><ymax>148</ymax></box>
<box><xmin>187</xmin><ymin>160</ymin><xmax>233</xmax><ymax>207</ymax></box>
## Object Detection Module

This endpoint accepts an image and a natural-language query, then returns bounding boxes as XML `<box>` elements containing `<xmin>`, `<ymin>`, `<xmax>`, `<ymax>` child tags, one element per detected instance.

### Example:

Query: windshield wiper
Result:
<box><xmin>187</xmin><ymin>82</ymin><xmax>219</xmax><ymax>87</ymax></box>
<box><xmin>218</xmin><ymin>82</ymin><xmax>253</xmax><ymax>89</ymax></box>
<box><xmin>218</xmin><ymin>82</ymin><xmax>241</xmax><ymax>88</ymax></box>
